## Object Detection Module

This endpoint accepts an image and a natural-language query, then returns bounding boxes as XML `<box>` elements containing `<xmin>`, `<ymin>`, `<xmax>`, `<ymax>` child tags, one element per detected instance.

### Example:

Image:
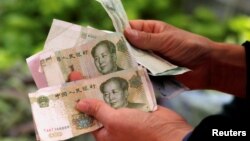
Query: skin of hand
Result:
<box><xmin>124</xmin><ymin>20</ymin><xmax>213</xmax><ymax>90</ymax></box>
<box><xmin>124</xmin><ymin>20</ymin><xmax>246</xmax><ymax>97</ymax></box>
<box><xmin>69</xmin><ymin>73</ymin><xmax>193</xmax><ymax>141</ymax></box>
<box><xmin>76</xmin><ymin>99</ymin><xmax>193</xmax><ymax>141</ymax></box>
<box><xmin>68</xmin><ymin>19</ymin><xmax>246</xmax><ymax>140</ymax></box>
<box><xmin>124</xmin><ymin>20</ymin><xmax>213</xmax><ymax>69</ymax></box>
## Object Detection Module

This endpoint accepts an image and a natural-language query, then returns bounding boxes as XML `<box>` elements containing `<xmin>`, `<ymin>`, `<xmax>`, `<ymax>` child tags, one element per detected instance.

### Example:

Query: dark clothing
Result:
<box><xmin>187</xmin><ymin>41</ymin><xmax>250</xmax><ymax>141</ymax></box>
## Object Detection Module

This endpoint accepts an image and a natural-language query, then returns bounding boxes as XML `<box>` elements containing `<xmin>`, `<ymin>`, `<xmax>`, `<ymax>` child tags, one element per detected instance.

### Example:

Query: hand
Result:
<box><xmin>124</xmin><ymin>20</ymin><xmax>246</xmax><ymax>96</ymax></box>
<box><xmin>124</xmin><ymin>20</ymin><xmax>213</xmax><ymax>69</ymax></box>
<box><xmin>76</xmin><ymin>99</ymin><xmax>193</xmax><ymax>141</ymax></box>
<box><xmin>69</xmin><ymin>72</ymin><xmax>193</xmax><ymax>141</ymax></box>
<box><xmin>124</xmin><ymin>20</ymin><xmax>214</xmax><ymax>89</ymax></box>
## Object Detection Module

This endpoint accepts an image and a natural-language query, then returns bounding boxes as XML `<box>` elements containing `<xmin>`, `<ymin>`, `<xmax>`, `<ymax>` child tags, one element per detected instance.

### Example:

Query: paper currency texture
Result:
<box><xmin>40</xmin><ymin>33</ymin><xmax>137</xmax><ymax>86</ymax></box>
<box><xmin>29</xmin><ymin>68</ymin><xmax>157</xmax><ymax>141</ymax></box>
<box><xmin>96</xmin><ymin>0</ymin><xmax>189</xmax><ymax>75</ymax></box>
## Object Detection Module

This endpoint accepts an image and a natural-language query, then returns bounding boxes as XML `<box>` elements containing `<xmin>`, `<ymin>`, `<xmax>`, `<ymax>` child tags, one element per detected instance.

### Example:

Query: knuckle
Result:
<box><xmin>145</xmin><ymin>33</ymin><xmax>152</xmax><ymax>42</ymax></box>
<box><xmin>141</xmin><ymin>33</ymin><xmax>152</xmax><ymax>48</ymax></box>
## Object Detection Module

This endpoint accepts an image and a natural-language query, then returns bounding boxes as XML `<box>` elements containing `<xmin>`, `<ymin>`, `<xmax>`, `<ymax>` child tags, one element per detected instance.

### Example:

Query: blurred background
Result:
<box><xmin>0</xmin><ymin>0</ymin><xmax>249</xmax><ymax>140</ymax></box>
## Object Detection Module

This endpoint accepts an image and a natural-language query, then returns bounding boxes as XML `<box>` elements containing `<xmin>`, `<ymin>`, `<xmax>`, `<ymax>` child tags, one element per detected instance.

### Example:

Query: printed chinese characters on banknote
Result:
<box><xmin>96</xmin><ymin>0</ymin><xmax>189</xmax><ymax>75</ymax></box>
<box><xmin>26</xmin><ymin>0</ymin><xmax>191</xmax><ymax>140</ymax></box>
<box><xmin>40</xmin><ymin>33</ymin><xmax>137</xmax><ymax>86</ymax></box>
<box><xmin>29</xmin><ymin>68</ymin><xmax>156</xmax><ymax>141</ymax></box>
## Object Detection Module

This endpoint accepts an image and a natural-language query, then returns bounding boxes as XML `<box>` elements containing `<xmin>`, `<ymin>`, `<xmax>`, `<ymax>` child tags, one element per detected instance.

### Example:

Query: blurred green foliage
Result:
<box><xmin>0</xmin><ymin>0</ymin><xmax>249</xmax><ymax>140</ymax></box>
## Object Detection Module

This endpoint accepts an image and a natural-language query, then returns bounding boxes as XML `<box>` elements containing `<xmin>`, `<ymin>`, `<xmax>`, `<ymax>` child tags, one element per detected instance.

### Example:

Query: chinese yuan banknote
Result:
<box><xmin>40</xmin><ymin>33</ymin><xmax>137</xmax><ymax>86</ymax></box>
<box><xmin>29</xmin><ymin>68</ymin><xmax>157</xmax><ymax>141</ymax></box>
<box><xmin>97</xmin><ymin>0</ymin><xmax>189</xmax><ymax>75</ymax></box>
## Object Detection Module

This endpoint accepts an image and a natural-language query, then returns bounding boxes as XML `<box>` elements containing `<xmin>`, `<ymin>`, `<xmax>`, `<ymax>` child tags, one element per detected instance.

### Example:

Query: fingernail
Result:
<box><xmin>77</xmin><ymin>100</ymin><xmax>89</xmax><ymax>112</ymax></box>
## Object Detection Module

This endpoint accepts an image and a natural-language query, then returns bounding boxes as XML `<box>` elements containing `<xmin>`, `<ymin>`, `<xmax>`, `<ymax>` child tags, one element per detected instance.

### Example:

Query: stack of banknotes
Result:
<box><xmin>27</xmin><ymin>0</ymin><xmax>189</xmax><ymax>140</ymax></box>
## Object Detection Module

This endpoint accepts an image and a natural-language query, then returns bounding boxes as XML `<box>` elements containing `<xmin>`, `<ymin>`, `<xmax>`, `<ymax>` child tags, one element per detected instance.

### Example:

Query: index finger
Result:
<box><xmin>129</xmin><ymin>20</ymin><xmax>166</xmax><ymax>33</ymax></box>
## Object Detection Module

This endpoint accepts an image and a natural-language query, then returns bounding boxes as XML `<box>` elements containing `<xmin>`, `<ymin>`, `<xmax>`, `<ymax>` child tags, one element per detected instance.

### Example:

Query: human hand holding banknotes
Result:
<box><xmin>69</xmin><ymin>73</ymin><xmax>192</xmax><ymax>141</ymax></box>
<box><xmin>27</xmin><ymin>0</ymin><xmax>192</xmax><ymax>140</ymax></box>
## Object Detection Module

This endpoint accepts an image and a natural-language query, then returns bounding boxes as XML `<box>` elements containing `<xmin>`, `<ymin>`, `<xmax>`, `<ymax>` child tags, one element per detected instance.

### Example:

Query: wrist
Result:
<box><xmin>208</xmin><ymin>41</ymin><xmax>246</xmax><ymax>97</ymax></box>
<box><xmin>209</xmin><ymin>41</ymin><xmax>246</xmax><ymax>68</ymax></box>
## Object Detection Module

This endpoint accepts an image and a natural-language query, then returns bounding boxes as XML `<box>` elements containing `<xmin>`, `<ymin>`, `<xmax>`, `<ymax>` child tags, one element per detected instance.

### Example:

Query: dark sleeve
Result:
<box><xmin>186</xmin><ymin>41</ymin><xmax>250</xmax><ymax>141</ymax></box>
<box><xmin>243</xmin><ymin>41</ymin><xmax>250</xmax><ymax>99</ymax></box>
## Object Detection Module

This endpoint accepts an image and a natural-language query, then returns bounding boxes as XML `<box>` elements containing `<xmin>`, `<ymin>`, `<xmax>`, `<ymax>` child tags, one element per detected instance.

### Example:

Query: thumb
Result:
<box><xmin>76</xmin><ymin>99</ymin><xmax>115</xmax><ymax>124</ymax></box>
<box><xmin>124</xmin><ymin>28</ymin><xmax>161</xmax><ymax>51</ymax></box>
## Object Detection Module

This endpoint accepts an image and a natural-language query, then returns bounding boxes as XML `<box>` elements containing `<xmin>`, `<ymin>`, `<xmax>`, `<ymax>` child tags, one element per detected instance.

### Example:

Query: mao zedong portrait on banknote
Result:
<box><xmin>100</xmin><ymin>77</ymin><xmax>145</xmax><ymax>109</ymax></box>
<box><xmin>91</xmin><ymin>40</ymin><xmax>123</xmax><ymax>75</ymax></box>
